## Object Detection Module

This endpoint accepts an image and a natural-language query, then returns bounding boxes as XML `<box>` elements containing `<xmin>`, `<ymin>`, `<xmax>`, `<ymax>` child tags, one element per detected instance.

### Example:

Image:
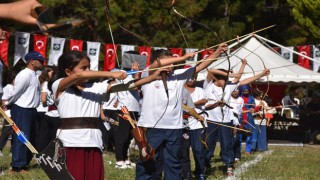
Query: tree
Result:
<box><xmin>287</xmin><ymin>0</ymin><xmax>320</xmax><ymax>44</ymax></box>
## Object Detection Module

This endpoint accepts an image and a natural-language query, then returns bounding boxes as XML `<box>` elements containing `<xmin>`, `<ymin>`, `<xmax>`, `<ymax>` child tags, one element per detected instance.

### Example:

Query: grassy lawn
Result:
<box><xmin>1</xmin><ymin>144</ymin><xmax>320</xmax><ymax>179</ymax></box>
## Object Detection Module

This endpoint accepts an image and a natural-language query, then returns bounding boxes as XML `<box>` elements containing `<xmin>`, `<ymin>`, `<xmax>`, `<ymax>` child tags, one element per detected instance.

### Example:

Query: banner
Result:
<box><xmin>104</xmin><ymin>44</ymin><xmax>118</xmax><ymax>71</ymax></box>
<box><xmin>14</xmin><ymin>32</ymin><xmax>30</xmax><ymax>66</ymax></box>
<box><xmin>185</xmin><ymin>48</ymin><xmax>198</xmax><ymax>67</ymax></box>
<box><xmin>313</xmin><ymin>45</ymin><xmax>320</xmax><ymax>72</ymax></box>
<box><xmin>170</xmin><ymin>48</ymin><xmax>183</xmax><ymax>57</ymax></box>
<box><xmin>281</xmin><ymin>46</ymin><xmax>293</xmax><ymax>62</ymax></box>
<box><xmin>33</xmin><ymin>34</ymin><xmax>48</xmax><ymax>57</ymax></box>
<box><xmin>153</xmin><ymin>47</ymin><xmax>167</xmax><ymax>50</ymax></box>
<box><xmin>201</xmin><ymin>49</ymin><xmax>212</xmax><ymax>60</ymax></box>
<box><xmin>87</xmin><ymin>41</ymin><xmax>101</xmax><ymax>71</ymax></box>
<box><xmin>33</xmin><ymin>34</ymin><xmax>48</xmax><ymax>65</ymax></box>
<box><xmin>69</xmin><ymin>39</ymin><xmax>83</xmax><ymax>51</ymax></box>
<box><xmin>48</xmin><ymin>37</ymin><xmax>65</xmax><ymax>66</ymax></box>
<box><xmin>138</xmin><ymin>46</ymin><xmax>151</xmax><ymax>67</ymax></box>
<box><xmin>121</xmin><ymin>45</ymin><xmax>134</xmax><ymax>57</ymax></box>
<box><xmin>0</xmin><ymin>32</ymin><xmax>10</xmax><ymax>67</ymax></box>
<box><xmin>297</xmin><ymin>45</ymin><xmax>310</xmax><ymax>69</ymax></box>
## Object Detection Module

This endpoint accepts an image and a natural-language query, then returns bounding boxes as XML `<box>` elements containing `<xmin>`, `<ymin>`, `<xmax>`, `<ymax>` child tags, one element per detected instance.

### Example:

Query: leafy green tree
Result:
<box><xmin>287</xmin><ymin>0</ymin><xmax>320</xmax><ymax>43</ymax></box>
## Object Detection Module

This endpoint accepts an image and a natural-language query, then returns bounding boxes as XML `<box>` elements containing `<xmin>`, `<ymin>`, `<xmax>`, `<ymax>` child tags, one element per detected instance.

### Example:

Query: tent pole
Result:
<box><xmin>255</xmin><ymin>34</ymin><xmax>318</xmax><ymax>63</ymax></box>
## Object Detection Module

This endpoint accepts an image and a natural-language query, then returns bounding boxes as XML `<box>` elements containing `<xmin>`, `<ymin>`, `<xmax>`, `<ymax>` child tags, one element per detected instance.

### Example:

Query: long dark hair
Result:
<box><xmin>38</xmin><ymin>66</ymin><xmax>54</xmax><ymax>85</ymax></box>
<box><xmin>57</xmin><ymin>50</ymin><xmax>90</xmax><ymax>78</ymax></box>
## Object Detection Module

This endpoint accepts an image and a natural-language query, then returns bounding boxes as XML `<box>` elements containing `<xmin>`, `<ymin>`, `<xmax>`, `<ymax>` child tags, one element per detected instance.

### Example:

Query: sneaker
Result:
<box><xmin>115</xmin><ymin>162</ymin><xmax>128</xmax><ymax>169</ymax></box>
<box><xmin>125</xmin><ymin>160</ymin><xmax>135</xmax><ymax>168</ymax></box>
<box><xmin>226</xmin><ymin>168</ymin><xmax>234</xmax><ymax>176</ymax></box>
<box><xmin>0</xmin><ymin>150</ymin><xmax>3</xmax><ymax>157</ymax></box>
<box><xmin>235</xmin><ymin>158</ymin><xmax>240</xmax><ymax>163</ymax></box>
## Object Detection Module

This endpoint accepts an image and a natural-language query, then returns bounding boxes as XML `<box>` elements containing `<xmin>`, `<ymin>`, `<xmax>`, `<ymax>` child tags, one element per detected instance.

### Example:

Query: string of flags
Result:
<box><xmin>0</xmin><ymin>32</ymin><xmax>319</xmax><ymax>72</ymax></box>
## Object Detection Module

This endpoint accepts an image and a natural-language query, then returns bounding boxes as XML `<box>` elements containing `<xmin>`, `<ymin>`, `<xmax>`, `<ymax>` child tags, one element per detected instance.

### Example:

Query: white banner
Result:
<box><xmin>313</xmin><ymin>45</ymin><xmax>320</xmax><ymax>72</ymax></box>
<box><xmin>14</xmin><ymin>32</ymin><xmax>30</xmax><ymax>66</ymax></box>
<box><xmin>185</xmin><ymin>48</ymin><xmax>198</xmax><ymax>67</ymax></box>
<box><xmin>48</xmin><ymin>37</ymin><xmax>65</xmax><ymax>66</ymax></box>
<box><xmin>153</xmin><ymin>47</ymin><xmax>167</xmax><ymax>50</ymax></box>
<box><xmin>87</xmin><ymin>41</ymin><xmax>101</xmax><ymax>71</ymax></box>
<box><xmin>121</xmin><ymin>45</ymin><xmax>134</xmax><ymax>57</ymax></box>
<box><xmin>281</xmin><ymin>46</ymin><xmax>294</xmax><ymax>62</ymax></box>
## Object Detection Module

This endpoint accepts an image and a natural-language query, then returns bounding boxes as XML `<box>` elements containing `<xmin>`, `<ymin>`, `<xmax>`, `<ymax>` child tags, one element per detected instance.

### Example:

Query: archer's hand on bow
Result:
<box><xmin>183</xmin><ymin>52</ymin><xmax>196</xmax><ymax>59</ymax></box>
<box><xmin>261</xmin><ymin>69</ymin><xmax>270</xmax><ymax>76</ymax></box>
<box><xmin>215</xmin><ymin>43</ymin><xmax>229</xmax><ymax>55</ymax></box>
<box><xmin>111</xmin><ymin>71</ymin><xmax>128</xmax><ymax>80</ymax></box>
<box><xmin>204</xmin><ymin>101</ymin><xmax>224</xmax><ymax>110</ymax></box>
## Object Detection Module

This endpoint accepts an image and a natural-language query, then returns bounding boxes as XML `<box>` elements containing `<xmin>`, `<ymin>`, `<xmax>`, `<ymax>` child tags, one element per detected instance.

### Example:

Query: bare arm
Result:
<box><xmin>149</xmin><ymin>52</ymin><xmax>195</xmax><ymax>75</ymax></box>
<box><xmin>239</xmin><ymin>69</ymin><xmax>270</xmax><ymax>86</ymax></box>
<box><xmin>41</xmin><ymin>92</ymin><xmax>47</xmax><ymax>107</ymax></box>
<box><xmin>56</xmin><ymin>71</ymin><xmax>127</xmax><ymax>98</ymax></box>
<box><xmin>195</xmin><ymin>43</ymin><xmax>228</xmax><ymax>74</ymax></box>
<box><xmin>194</xmin><ymin>99</ymin><xmax>207</xmax><ymax>106</ymax></box>
<box><xmin>232</xmin><ymin>59</ymin><xmax>247</xmax><ymax>83</ymax></box>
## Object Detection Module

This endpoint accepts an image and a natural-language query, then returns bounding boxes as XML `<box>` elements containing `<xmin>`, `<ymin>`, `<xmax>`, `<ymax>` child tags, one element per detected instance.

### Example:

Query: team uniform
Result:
<box><xmin>136</xmin><ymin>67</ymin><xmax>195</xmax><ymax>180</ymax></box>
<box><xmin>52</xmin><ymin>79</ymin><xmax>108</xmax><ymax>180</ymax></box>
<box><xmin>229</xmin><ymin>95</ymin><xmax>244</xmax><ymax>160</ymax></box>
<box><xmin>204</xmin><ymin>80</ymin><xmax>238</xmax><ymax>169</ymax></box>
<box><xmin>114</xmin><ymin>75</ymin><xmax>140</xmax><ymax>168</ymax></box>
<box><xmin>182</xmin><ymin>87</ymin><xmax>207</xmax><ymax>179</ymax></box>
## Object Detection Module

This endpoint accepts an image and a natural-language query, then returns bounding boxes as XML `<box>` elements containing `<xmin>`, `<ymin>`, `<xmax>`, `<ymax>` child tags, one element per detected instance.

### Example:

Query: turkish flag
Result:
<box><xmin>0</xmin><ymin>32</ymin><xmax>10</xmax><ymax>67</ymax></box>
<box><xmin>33</xmin><ymin>34</ymin><xmax>47</xmax><ymax>57</ymax></box>
<box><xmin>297</xmin><ymin>45</ymin><xmax>310</xmax><ymax>69</ymax></box>
<box><xmin>33</xmin><ymin>34</ymin><xmax>48</xmax><ymax>65</ymax></box>
<box><xmin>138</xmin><ymin>46</ymin><xmax>151</xmax><ymax>66</ymax></box>
<box><xmin>69</xmin><ymin>39</ymin><xmax>83</xmax><ymax>51</ymax></box>
<box><xmin>170</xmin><ymin>48</ymin><xmax>183</xmax><ymax>57</ymax></box>
<box><xmin>201</xmin><ymin>49</ymin><xmax>213</xmax><ymax>60</ymax></box>
<box><xmin>104</xmin><ymin>44</ymin><xmax>118</xmax><ymax>71</ymax></box>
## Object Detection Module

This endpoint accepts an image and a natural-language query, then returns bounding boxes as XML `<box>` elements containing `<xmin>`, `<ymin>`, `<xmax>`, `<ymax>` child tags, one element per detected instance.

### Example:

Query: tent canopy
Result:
<box><xmin>197</xmin><ymin>36</ymin><xmax>320</xmax><ymax>84</ymax></box>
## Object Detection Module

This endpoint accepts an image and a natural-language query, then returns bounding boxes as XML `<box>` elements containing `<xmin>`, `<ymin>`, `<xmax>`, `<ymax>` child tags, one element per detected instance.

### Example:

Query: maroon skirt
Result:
<box><xmin>65</xmin><ymin>147</ymin><xmax>104</xmax><ymax>180</ymax></box>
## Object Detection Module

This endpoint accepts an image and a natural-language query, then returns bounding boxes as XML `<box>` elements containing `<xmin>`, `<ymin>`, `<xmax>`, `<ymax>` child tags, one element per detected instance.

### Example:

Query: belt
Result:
<box><xmin>48</xmin><ymin>105</ymin><xmax>57</xmax><ymax>111</ymax></box>
<box><xmin>60</xmin><ymin>117</ymin><xmax>98</xmax><ymax>129</ymax></box>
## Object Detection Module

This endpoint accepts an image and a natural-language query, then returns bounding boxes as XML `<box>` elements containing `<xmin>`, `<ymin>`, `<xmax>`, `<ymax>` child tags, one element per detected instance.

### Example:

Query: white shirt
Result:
<box><xmin>37</xmin><ymin>81</ymin><xmax>49</xmax><ymax>112</ymax></box>
<box><xmin>187</xmin><ymin>87</ymin><xmax>207</xmax><ymax>130</ymax></box>
<box><xmin>229</xmin><ymin>96</ymin><xmax>244</xmax><ymax>125</ymax></box>
<box><xmin>138</xmin><ymin>67</ymin><xmax>195</xmax><ymax>129</ymax></box>
<box><xmin>116</xmin><ymin>76</ymin><xmax>140</xmax><ymax>112</ymax></box>
<box><xmin>44</xmin><ymin>82</ymin><xmax>59</xmax><ymax>117</ymax></box>
<box><xmin>52</xmin><ymin>78</ymin><xmax>109</xmax><ymax>149</ymax></box>
<box><xmin>204</xmin><ymin>81</ymin><xmax>239</xmax><ymax>123</ymax></box>
<box><xmin>2</xmin><ymin>84</ymin><xmax>14</xmax><ymax>117</ymax></box>
<box><xmin>8</xmin><ymin>68</ymin><xmax>40</xmax><ymax>108</ymax></box>
<box><xmin>254</xmin><ymin>99</ymin><xmax>268</xmax><ymax>125</ymax></box>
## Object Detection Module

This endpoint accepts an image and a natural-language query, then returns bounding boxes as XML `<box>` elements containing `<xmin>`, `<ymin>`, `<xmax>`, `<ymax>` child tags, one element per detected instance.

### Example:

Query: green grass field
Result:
<box><xmin>1</xmin><ymin>144</ymin><xmax>320</xmax><ymax>180</ymax></box>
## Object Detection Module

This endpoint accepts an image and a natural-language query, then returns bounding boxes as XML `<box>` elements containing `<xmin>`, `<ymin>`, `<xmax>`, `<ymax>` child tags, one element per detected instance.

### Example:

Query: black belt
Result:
<box><xmin>60</xmin><ymin>117</ymin><xmax>98</xmax><ymax>129</ymax></box>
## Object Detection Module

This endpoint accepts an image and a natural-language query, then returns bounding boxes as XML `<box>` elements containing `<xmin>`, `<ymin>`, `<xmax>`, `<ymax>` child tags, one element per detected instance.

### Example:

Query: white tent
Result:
<box><xmin>197</xmin><ymin>35</ymin><xmax>320</xmax><ymax>84</ymax></box>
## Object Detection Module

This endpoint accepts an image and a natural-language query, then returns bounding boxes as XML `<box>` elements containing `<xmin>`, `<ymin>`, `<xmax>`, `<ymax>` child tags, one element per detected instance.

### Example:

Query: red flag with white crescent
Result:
<box><xmin>69</xmin><ymin>39</ymin><xmax>83</xmax><ymax>51</ymax></box>
<box><xmin>201</xmin><ymin>49</ymin><xmax>213</xmax><ymax>60</ymax></box>
<box><xmin>104</xmin><ymin>44</ymin><xmax>118</xmax><ymax>71</ymax></box>
<box><xmin>33</xmin><ymin>34</ymin><xmax>47</xmax><ymax>65</ymax></box>
<box><xmin>0</xmin><ymin>32</ymin><xmax>10</xmax><ymax>67</ymax></box>
<box><xmin>33</xmin><ymin>34</ymin><xmax>47</xmax><ymax>57</ymax></box>
<box><xmin>297</xmin><ymin>45</ymin><xmax>310</xmax><ymax>69</ymax></box>
<box><xmin>169</xmin><ymin>48</ymin><xmax>183</xmax><ymax>58</ymax></box>
<box><xmin>138</xmin><ymin>46</ymin><xmax>151</xmax><ymax>66</ymax></box>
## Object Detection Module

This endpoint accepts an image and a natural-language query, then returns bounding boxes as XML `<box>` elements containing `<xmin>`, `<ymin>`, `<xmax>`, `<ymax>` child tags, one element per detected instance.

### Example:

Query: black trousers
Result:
<box><xmin>114</xmin><ymin>111</ymin><xmax>138</xmax><ymax>161</ymax></box>
<box><xmin>0</xmin><ymin>119</ymin><xmax>12</xmax><ymax>150</ymax></box>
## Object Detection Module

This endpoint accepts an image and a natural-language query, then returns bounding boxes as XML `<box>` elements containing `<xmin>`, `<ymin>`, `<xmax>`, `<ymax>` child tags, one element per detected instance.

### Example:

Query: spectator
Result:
<box><xmin>0</xmin><ymin>70</ymin><xmax>16</xmax><ymax>156</ymax></box>
<box><xmin>8</xmin><ymin>51</ymin><xmax>45</xmax><ymax>173</ymax></box>
<box><xmin>282</xmin><ymin>87</ymin><xmax>300</xmax><ymax>118</ymax></box>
